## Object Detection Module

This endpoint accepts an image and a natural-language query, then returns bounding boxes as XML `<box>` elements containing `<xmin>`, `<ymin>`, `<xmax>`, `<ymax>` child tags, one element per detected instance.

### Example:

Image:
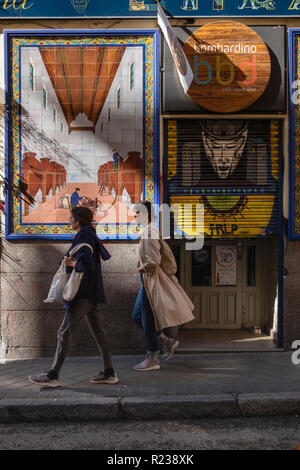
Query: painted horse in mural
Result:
<box><xmin>238</xmin><ymin>0</ymin><xmax>276</xmax><ymax>9</ymax></box>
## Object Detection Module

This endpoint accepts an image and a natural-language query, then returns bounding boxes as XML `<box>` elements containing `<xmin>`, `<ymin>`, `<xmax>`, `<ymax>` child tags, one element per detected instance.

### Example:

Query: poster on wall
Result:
<box><xmin>216</xmin><ymin>245</ymin><xmax>237</xmax><ymax>286</ymax></box>
<box><xmin>166</xmin><ymin>119</ymin><xmax>281</xmax><ymax>238</ymax></box>
<box><xmin>4</xmin><ymin>30</ymin><xmax>159</xmax><ymax>239</ymax></box>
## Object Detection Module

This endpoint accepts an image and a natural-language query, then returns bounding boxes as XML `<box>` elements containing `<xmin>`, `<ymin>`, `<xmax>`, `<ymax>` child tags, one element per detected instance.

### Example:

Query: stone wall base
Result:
<box><xmin>0</xmin><ymin>240</ymin><xmax>145</xmax><ymax>359</ymax></box>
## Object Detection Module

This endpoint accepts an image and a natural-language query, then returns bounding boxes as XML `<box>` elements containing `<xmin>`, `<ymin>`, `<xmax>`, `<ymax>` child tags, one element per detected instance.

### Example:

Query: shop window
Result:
<box><xmin>247</xmin><ymin>245</ymin><xmax>256</xmax><ymax>287</ymax></box>
<box><xmin>191</xmin><ymin>246</ymin><xmax>212</xmax><ymax>287</ymax></box>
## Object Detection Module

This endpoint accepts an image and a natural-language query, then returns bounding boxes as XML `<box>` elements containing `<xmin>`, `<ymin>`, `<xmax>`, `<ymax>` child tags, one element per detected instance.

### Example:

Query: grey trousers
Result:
<box><xmin>51</xmin><ymin>298</ymin><xmax>113</xmax><ymax>375</ymax></box>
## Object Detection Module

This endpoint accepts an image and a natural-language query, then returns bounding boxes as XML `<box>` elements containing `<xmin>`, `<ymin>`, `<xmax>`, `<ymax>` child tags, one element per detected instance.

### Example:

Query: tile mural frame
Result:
<box><xmin>4</xmin><ymin>29</ymin><xmax>160</xmax><ymax>240</ymax></box>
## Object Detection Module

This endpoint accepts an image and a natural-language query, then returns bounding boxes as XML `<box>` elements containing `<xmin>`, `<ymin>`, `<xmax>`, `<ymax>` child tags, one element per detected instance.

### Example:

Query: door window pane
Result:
<box><xmin>247</xmin><ymin>245</ymin><xmax>256</xmax><ymax>287</ymax></box>
<box><xmin>192</xmin><ymin>246</ymin><xmax>211</xmax><ymax>286</ymax></box>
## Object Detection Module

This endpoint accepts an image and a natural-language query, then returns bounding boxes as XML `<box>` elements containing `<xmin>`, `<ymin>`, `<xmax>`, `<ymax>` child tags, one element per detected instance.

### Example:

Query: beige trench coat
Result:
<box><xmin>139</xmin><ymin>223</ymin><xmax>195</xmax><ymax>331</ymax></box>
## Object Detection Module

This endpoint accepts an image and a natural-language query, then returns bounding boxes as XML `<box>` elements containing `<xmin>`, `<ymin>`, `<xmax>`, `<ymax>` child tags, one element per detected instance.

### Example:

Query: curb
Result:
<box><xmin>1</xmin><ymin>392</ymin><xmax>300</xmax><ymax>422</ymax></box>
<box><xmin>121</xmin><ymin>395</ymin><xmax>235</xmax><ymax>420</ymax></box>
<box><xmin>0</xmin><ymin>398</ymin><xmax>119</xmax><ymax>423</ymax></box>
<box><xmin>238</xmin><ymin>392</ymin><xmax>300</xmax><ymax>417</ymax></box>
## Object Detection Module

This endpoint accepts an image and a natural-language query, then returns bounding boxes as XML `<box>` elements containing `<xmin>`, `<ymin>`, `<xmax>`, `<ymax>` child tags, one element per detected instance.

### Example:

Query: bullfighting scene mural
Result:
<box><xmin>18</xmin><ymin>41</ymin><xmax>146</xmax><ymax>232</ymax></box>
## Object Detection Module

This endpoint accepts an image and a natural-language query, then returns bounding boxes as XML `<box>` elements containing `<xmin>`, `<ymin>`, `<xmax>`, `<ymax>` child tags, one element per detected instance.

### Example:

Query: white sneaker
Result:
<box><xmin>133</xmin><ymin>353</ymin><xmax>160</xmax><ymax>371</ymax></box>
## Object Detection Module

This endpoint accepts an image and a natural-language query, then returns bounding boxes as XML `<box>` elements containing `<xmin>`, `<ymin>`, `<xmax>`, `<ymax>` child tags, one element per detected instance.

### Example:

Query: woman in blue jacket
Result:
<box><xmin>29</xmin><ymin>207</ymin><xmax>117</xmax><ymax>387</ymax></box>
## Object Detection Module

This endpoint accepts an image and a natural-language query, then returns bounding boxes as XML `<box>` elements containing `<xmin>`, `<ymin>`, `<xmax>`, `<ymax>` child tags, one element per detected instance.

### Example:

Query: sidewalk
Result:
<box><xmin>1</xmin><ymin>352</ymin><xmax>300</xmax><ymax>422</ymax></box>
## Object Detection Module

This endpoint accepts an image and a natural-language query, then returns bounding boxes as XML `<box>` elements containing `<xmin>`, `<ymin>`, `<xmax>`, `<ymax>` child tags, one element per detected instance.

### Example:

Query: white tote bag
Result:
<box><xmin>43</xmin><ymin>242</ymin><xmax>93</xmax><ymax>304</ymax></box>
<box><xmin>44</xmin><ymin>259</ymin><xmax>69</xmax><ymax>304</ymax></box>
<box><xmin>63</xmin><ymin>243</ymin><xmax>93</xmax><ymax>302</ymax></box>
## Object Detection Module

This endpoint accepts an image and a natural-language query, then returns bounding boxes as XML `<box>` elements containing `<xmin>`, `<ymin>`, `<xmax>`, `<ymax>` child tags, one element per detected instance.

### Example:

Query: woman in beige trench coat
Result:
<box><xmin>132</xmin><ymin>201</ymin><xmax>195</xmax><ymax>371</ymax></box>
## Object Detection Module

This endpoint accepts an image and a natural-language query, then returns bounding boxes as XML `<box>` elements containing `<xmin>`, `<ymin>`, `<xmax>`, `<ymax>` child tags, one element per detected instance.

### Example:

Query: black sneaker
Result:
<box><xmin>28</xmin><ymin>372</ymin><xmax>60</xmax><ymax>388</ymax></box>
<box><xmin>89</xmin><ymin>370</ymin><xmax>118</xmax><ymax>384</ymax></box>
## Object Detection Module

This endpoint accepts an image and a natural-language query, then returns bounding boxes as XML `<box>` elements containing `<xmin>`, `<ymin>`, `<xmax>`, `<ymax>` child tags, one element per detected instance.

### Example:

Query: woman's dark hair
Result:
<box><xmin>71</xmin><ymin>206</ymin><xmax>93</xmax><ymax>227</ymax></box>
<box><xmin>135</xmin><ymin>200</ymin><xmax>153</xmax><ymax>223</ymax></box>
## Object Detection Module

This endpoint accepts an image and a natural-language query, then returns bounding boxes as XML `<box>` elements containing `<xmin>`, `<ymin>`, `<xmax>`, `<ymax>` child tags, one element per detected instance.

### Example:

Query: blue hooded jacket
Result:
<box><xmin>64</xmin><ymin>225</ymin><xmax>111</xmax><ymax>309</ymax></box>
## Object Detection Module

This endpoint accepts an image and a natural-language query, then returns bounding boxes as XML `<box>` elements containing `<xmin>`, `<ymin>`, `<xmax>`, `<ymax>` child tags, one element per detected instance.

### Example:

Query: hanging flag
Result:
<box><xmin>157</xmin><ymin>1</ymin><xmax>194</xmax><ymax>93</ymax></box>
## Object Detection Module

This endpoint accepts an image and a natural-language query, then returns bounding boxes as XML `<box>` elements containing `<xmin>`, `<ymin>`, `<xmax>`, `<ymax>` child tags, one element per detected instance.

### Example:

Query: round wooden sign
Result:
<box><xmin>183</xmin><ymin>21</ymin><xmax>271</xmax><ymax>113</ymax></box>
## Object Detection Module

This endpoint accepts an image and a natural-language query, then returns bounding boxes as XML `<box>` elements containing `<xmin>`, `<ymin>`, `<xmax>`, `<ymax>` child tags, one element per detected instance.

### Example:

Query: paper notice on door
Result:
<box><xmin>216</xmin><ymin>245</ymin><xmax>237</xmax><ymax>286</ymax></box>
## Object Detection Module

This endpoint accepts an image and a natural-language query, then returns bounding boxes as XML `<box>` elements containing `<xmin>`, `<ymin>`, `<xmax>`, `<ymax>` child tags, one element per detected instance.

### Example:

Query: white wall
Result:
<box><xmin>94</xmin><ymin>46</ymin><xmax>144</xmax><ymax>169</ymax></box>
<box><xmin>67</xmin><ymin>45</ymin><xmax>144</xmax><ymax>183</ymax></box>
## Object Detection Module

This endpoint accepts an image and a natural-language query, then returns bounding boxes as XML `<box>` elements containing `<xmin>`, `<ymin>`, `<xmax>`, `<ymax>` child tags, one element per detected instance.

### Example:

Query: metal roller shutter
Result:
<box><xmin>164</xmin><ymin>119</ymin><xmax>281</xmax><ymax>238</ymax></box>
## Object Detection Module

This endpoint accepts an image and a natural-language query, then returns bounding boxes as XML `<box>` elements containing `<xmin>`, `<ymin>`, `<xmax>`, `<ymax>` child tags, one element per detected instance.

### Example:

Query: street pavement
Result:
<box><xmin>1</xmin><ymin>416</ymin><xmax>300</xmax><ymax>450</ymax></box>
<box><xmin>1</xmin><ymin>352</ymin><xmax>300</xmax><ymax>422</ymax></box>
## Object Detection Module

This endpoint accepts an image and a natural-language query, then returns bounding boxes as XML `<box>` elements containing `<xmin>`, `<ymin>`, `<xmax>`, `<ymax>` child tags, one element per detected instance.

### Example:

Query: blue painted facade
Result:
<box><xmin>0</xmin><ymin>0</ymin><xmax>299</xmax><ymax>19</ymax></box>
